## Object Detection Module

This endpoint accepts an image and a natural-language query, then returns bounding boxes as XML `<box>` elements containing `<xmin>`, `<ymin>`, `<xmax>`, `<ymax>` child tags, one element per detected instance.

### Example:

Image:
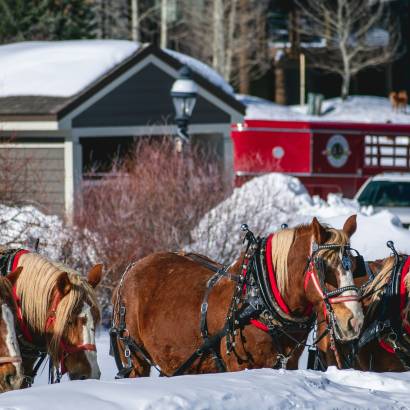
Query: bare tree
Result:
<box><xmin>295</xmin><ymin>0</ymin><xmax>403</xmax><ymax>99</ymax></box>
<box><xmin>169</xmin><ymin>0</ymin><xmax>270</xmax><ymax>93</ymax></box>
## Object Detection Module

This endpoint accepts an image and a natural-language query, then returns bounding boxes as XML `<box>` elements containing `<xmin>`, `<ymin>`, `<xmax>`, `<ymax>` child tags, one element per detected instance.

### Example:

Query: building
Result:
<box><xmin>0</xmin><ymin>41</ymin><xmax>245</xmax><ymax>216</ymax></box>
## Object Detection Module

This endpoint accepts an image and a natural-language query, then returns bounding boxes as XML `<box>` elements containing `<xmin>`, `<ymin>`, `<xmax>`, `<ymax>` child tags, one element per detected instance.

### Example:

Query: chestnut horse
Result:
<box><xmin>313</xmin><ymin>249</ymin><xmax>410</xmax><ymax>372</ymax></box>
<box><xmin>1</xmin><ymin>249</ymin><xmax>103</xmax><ymax>384</ymax></box>
<box><xmin>111</xmin><ymin>216</ymin><xmax>363</xmax><ymax>377</ymax></box>
<box><xmin>0</xmin><ymin>269</ymin><xmax>25</xmax><ymax>391</ymax></box>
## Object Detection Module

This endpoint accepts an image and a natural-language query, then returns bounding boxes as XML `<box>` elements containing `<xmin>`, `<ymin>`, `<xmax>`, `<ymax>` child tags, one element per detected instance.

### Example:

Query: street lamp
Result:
<box><xmin>170</xmin><ymin>65</ymin><xmax>198</xmax><ymax>148</ymax></box>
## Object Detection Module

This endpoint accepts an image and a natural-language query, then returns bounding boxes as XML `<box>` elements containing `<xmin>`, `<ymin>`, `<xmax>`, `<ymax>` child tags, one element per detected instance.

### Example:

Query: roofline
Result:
<box><xmin>55</xmin><ymin>43</ymin><xmax>245</xmax><ymax>120</ymax></box>
<box><xmin>0</xmin><ymin>114</ymin><xmax>57</xmax><ymax>121</ymax></box>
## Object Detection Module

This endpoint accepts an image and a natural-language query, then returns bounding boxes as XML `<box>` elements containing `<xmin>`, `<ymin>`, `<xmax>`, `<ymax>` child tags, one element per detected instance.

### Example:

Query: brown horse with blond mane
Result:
<box><xmin>111</xmin><ymin>216</ymin><xmax>363</xmax><ymax>377</ymax></box>
<box><xmin>313</xmin><ymin>246</ymin><xmax>410</xmax><ymax>372</ymax></box>
<box><xmin>0</xmin><ymin>248</ymin><xmax>103</xmax><ymax>384</ymax></box>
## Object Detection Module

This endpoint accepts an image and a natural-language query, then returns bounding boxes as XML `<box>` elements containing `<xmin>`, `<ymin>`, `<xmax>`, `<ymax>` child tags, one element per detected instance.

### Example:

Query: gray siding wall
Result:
<box><xmin>0</xmin><ymin>146</ymin><xmax>65</xmax><ymax>215</ymax></box>
<box><xmin>72</xmin><ymin>64</ymin><xmax>230</xmax><ymax>128</ymax></box>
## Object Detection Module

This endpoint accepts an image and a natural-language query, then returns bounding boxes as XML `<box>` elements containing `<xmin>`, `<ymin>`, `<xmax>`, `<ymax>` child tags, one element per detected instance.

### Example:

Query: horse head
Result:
<box><xmin>47</xmin><ymin>264</ymin><xmax>103</xmax><ymax>380</ymax></box>
<box><xmin>0</xmin><ymin>268</ymin><xmax>24</xmax><ymax>391</ymax></box>
<box><xmin>14</xmin><ymin>254</ymin><xmax>103</xmax><ymax>381</ymax></box>
<box><xmin>303</xmin><ymin>215</ymin><xmax>364</xmax><ymax>342</ymax></box>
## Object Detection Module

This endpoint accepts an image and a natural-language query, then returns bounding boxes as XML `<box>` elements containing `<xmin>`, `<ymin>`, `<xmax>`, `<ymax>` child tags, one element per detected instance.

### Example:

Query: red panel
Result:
<box><xmin>232</xmin><ymin>129</ymin><xmax>311</xmax><ymax>174</ymax></box>
<box><xmin>312</xmin><ymin>132</ymin><xmax>364</xmax><ymax>174</ymax></box>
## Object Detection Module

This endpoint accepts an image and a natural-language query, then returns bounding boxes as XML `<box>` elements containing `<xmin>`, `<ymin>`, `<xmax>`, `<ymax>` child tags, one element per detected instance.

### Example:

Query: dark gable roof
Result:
<box><xmin>0</xmin><ymin>44</ymin><xmax>245</xmax><ymax>121</ymax></box>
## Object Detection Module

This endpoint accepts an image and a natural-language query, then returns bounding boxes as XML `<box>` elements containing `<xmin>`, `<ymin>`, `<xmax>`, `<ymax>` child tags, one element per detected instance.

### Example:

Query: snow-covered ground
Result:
<box><xmin>237</xmin><ymin>94</ymin><xmax>410</xmax><ymax>124</ymax></box>
<box><xmin>1</xmin><ymin>332</ymin><xmax>410</xmax><ymax>409</ymax></box>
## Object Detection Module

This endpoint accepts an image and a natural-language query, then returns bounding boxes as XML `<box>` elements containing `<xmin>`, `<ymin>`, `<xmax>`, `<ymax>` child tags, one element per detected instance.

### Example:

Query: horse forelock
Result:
<box><xmin>273</xmin><ymin>224</ymin><xmax>350</xmax><ymax>294</ymax></box>
<box><xmin>15</xmin><ymin>253</ymin><xmax>100</xmax><ymax>363</ymax></box>
<box><xmin>316</xmin><ymin>227</ymin><xmax>350</xmax><ymax>266</ymax></box>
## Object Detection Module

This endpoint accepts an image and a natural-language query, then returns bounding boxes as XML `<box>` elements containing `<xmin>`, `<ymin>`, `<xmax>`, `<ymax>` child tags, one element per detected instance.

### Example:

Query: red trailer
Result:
<box><xmin>231</xmin><ymin>120</ymin><xmax>410</xmax><ymax>198</ymax></box>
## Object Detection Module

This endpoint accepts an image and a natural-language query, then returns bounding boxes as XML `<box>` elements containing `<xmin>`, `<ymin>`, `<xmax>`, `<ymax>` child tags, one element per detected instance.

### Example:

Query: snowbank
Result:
<box><xmin>189</xmin><ymin>173</ymin><xmax>410</xmax><ymax>262</ymax></box>
<box><xmin>3</xmin><ymin>347</ymin><xmax>410</xmax><ymax>410</ymax></box>
<box><xmin>0</xmin><ymin>204</ymin><xmax>96</xmax><ymax>268</ymax></box>
<box><xmin>0</xmin><ymin>40</ymin><xmax>233</xmax><ymax>98</ymax></box>
<box><xmin>238</xmin><ymin>94</ymin><xmax>410</xmax><ymax>124</ymax></box>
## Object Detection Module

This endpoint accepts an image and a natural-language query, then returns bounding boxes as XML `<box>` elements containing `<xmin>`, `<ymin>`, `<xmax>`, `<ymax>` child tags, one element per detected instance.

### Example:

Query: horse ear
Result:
<box><xmin>87</xmin><ymin>264</ymin><xmax>103</xmax><ymax>288</ymax></box>
<box><xmin>56</xmin><ymin>272</ymin><xmax>71</xmax><ymax>296</ymax></box>
<box><xmin>7</xmin><ymin>267</ymin><xmax>23</xmax><ymax>286</ymax></box>
<box><xmin>343</xmin><ymin>214</ymin><xmax>357</xmax><ymax>238</ymax></box>
<box><xmin>311</xmin><ymin>217</ymin><xmax>327</xmax><ymax>244</ymax></box>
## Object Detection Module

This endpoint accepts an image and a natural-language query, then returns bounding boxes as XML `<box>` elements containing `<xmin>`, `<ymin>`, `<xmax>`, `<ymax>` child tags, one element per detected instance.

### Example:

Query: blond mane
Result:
<box><xmin>15</xmin><ymin>253</ymin><xmax>100</xmax><ymax>363</ymax></box>
<box><xmin>364</xmin><ymin>257</ymin><xmax>395</xmax><ymax>306</ymax></box>
<box><xmin>270</xmin><ymin>229</ymin><xmax>296</xmax><ymax>294</ymax></box>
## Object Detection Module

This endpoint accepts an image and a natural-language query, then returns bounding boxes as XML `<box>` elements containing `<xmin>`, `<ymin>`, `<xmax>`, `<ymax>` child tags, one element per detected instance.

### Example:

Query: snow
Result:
<box><xmin>238</xmin><ymin>94</ymin><xmax>410</xmax><ymax>124</ymax></box>
<box><xmin>2</xmin><ymin>334</ymin><xmax>410</xmax><ymax>409</ymax></box>
<box><xmin>0</xmin><ymin>41</ymin><xmax>139</xmax><ymax>97</ymax></box>
<box><xmin>189</xmin><ymin>173</ymin><xmax>410</xmax><ymax>263</ymax></box>
<box><xmin>0</xmin><ymin>40</ymin><xmax>233</xmax><ymax>98</ymax></box>
<box><xmin>165</xmin><ymin>49</ymin><xmax>234</xmax><ymax>96</ymax></box>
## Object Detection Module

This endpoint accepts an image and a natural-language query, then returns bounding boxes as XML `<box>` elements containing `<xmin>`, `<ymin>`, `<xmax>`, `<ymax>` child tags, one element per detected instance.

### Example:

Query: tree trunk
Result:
<box><xmin>160</xmin><ymin>0</ymin><xmax>167</xmax><ymax>48</ymax></box>
<box><xmin>341</xmin><ymin>73</ymin><xmax>350</xmax><ymax>100</ymax></box>
<box><xmin>275</xmin><ymin>63</ymin><xmax>286</xmax><ymax>105</ymax></box>
<box><xmin>224</xmin><ymin>0</ymin><xmax>237</xmax><ymax>81</ymax></box>
<box><xmin>131</xmin><ymin>0</ymin><xmax>139</xmax><ymax>42</ymax></box>
<box><xmin>212</xmin><ymin>0</ymin><xmax>225</xmax><ymax>74</ymax></box>
<box><xmin>238</xmin><ymin>0</ymin><xmax>249</xmax><ymax>94</ymax></box>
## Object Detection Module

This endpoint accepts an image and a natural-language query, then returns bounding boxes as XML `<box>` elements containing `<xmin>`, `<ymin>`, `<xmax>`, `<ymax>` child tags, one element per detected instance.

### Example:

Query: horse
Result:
<box><xmin>0</xmin><ymin>268</ymin><xmax>25</xmax><ymax>391</ymax></box>
<box><xmin>313</xmin><ymin>249</ymin><xmax>410</xmax><ymax>372</ymax></box>
<box><xmin>1</xmin><ymin>249</ymin><xmax>103</xmax><ymax>384</ymax></box>
<box><xmin>389</xmin><ymin>90</ymin><xmax>408</xmax><ymax>113</ymax></box>
<box><xmin>110</xmin><ymin>215</ymin><xmax>364</xmax><ymax>377</ymax></box>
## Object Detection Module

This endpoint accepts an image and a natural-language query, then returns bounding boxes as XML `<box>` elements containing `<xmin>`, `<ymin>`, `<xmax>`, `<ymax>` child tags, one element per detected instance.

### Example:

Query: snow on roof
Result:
<box><xmin>238</xmin><ymin>94</ymin><xmax>410</xmax><ymax>124</ymax></box>
<box><xmin>165</xmin><ymin>49</ymin><xmax>234</xmax><ymax>96</ymax></box>
<box><xmin>0</xmin><ymin>40</ymin><xmax>140</xmax><ymax>98</ymax></box>
<box><xmin>0</xmin><ymin>40</ymin><xmax>234</xmax><ymax>98</ymax></box>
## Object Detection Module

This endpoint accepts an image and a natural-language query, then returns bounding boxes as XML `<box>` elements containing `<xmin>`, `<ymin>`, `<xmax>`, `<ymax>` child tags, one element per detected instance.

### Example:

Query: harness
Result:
<box><xmin>110</xmin><ymin>224</ymin><xmax>360</xmax><ymax>376</ymax></box>
<box><xmin>0</xmin><ymin>248</ymin><xmax>96</xmax><ymax>384</ymax></box>
<box><xmin>358</xmin><ymin>241</ymin><xmax>410</xmax><ymax>370</ymax></box>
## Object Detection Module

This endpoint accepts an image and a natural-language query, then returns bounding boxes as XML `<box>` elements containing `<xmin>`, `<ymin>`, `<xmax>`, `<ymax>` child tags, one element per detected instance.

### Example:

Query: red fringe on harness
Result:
<box><xmin>251</xmin><ymin>234</ymin><xmax>312</xmax><ymax>332</ymax></box>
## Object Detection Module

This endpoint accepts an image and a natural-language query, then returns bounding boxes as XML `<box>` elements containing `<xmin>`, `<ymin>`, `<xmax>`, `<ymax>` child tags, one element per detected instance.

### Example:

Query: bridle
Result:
<box><xmin>12</xmin><ymin>286</ymin><xmax>96</xmax><ymax>380</ymax></box>
<box><xmin>44</xmin><ymin>292</ymin><xmax>97</xmax><ymax>376</ymax></box>
<box><xmin>304</xmin><ymin>242</ymin><xmax>360</xmax><ymax>340</ymax></box>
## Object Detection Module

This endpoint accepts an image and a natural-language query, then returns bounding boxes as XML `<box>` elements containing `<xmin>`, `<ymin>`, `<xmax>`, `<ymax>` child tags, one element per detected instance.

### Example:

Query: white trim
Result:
<box><xmin>0</xmin><ymin>121</ymin><xmax>59</xmax><ymax>131</ymax></box>
<box><xmin>73</xmin><ymin>123</ymin><xmax>230</xmax><ymax>138</ymax></box>
<box><xmin>64</xmin><ymin>139</ymin><xmax>74</xmax><ymax>220</ymax></box>
<box><xmin>60</xmin><ymin>54</ymin><xmax>243</xmax><ymax>128</ymax></box>
<box><xmin>150</xmin><ymin>57</ymin><xmax>243</xmax><ymax>123</ymax></box>
<box><xmin>59</xmin><ymin>56</ymin><xmax>156</xmax><ymax>128</ymax></box>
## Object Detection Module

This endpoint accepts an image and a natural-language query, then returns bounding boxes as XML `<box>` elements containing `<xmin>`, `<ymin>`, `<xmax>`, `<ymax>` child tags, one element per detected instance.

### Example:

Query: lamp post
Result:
<box><xmin>170</xmin><ymin>65</ymin><xmax>198</xmax><ymax>150</ymax></box>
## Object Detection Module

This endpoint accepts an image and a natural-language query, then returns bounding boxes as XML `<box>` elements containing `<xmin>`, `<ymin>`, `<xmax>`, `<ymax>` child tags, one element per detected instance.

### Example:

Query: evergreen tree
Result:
<box><xmin>0</xmin><ymin>0</ymin><xmax>96</xmax><ymax>43</ymax></box>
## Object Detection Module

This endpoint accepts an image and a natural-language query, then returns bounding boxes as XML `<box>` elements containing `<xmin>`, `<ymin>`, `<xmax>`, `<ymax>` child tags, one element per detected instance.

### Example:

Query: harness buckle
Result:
<box><xmin>276</xmin><ymin>354</ymin><xmax>289</xmax><ymax>369</ymax></box>
<box><xmin>201</xmin><ymin>303</ymin><xmax>208</xmax><ymax>314</ymax></box>
<box><xmin>124</xmin><ymin>347</ymin><xmax>131</xmax><ymax>358</ymax></box>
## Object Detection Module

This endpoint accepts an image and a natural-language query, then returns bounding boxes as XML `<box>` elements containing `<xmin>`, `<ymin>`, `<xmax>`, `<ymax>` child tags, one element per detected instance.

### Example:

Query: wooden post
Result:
<box><xmin>300</xmin><ymin>53</ymin><xmax>306</xmax><ymax>106</ymax></box>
